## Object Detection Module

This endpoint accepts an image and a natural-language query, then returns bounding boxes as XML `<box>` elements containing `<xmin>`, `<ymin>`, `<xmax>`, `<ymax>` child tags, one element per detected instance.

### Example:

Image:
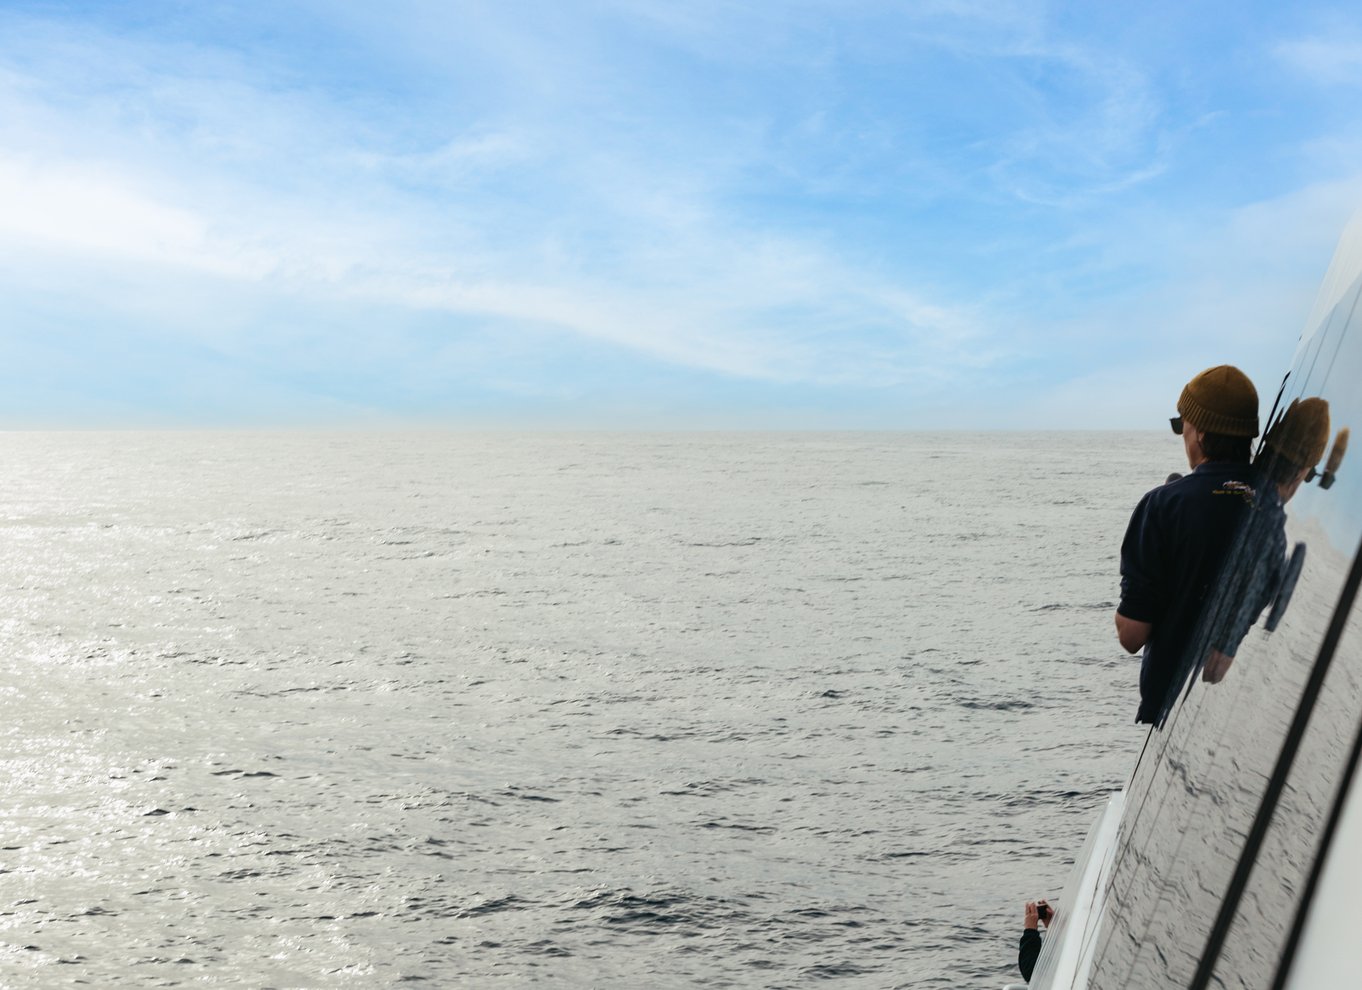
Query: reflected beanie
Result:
<box><xmin>1265</xmin><ymin>397</ymin><xmax>1331</xmax><ymax>469</ymax></box>
<box><xmin>1177</xmin><ymin>365</ymin><xmax>1260</xmax><ymax>437</ymax></box>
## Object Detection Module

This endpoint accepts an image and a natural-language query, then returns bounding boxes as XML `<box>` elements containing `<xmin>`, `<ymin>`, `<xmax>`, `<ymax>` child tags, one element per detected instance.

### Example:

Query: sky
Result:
<box><xmin>3</xmin><ymin>0</ymin><xmax>1362</xmax><ymax>428</ymax></box>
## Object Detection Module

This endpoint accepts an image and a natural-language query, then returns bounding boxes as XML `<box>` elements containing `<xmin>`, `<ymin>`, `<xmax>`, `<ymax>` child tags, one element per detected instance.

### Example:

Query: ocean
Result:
<box><xmin>0</xmin><ymin>431</ymin><xmax>1164</xmax><ymax>988</ymax></box>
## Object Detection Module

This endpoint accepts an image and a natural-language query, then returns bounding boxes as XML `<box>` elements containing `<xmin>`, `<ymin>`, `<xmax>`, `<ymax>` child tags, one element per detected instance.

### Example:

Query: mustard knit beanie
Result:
<box><xmin>1265</xmin><ymin>397</ymin><xmax>1331</xmax><ymax>469</ymax></box>
<box><xmin>1177</xmin><ymin>365</ymin><xmax>1260</xmax><ymax>437</ymax></box>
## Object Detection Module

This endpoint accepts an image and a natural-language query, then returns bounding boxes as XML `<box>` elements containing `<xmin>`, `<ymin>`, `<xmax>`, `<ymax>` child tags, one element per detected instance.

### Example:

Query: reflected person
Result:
<box><xmin>1200</xmin><ymin>397</ymin><xmax>1331</xmax><ymax>682</ymax></box>
<box><xmin>1115</xmin><ymin>365</ymin><xmax>1260</xmax><ymax>725</ymax></box>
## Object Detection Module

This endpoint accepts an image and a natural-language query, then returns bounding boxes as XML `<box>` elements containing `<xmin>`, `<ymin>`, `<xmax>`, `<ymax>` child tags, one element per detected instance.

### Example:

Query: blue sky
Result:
<box><xmin>3</xmin><ymin>1</ymin><xmax>1362</xmax><ymax>428</ymax></box>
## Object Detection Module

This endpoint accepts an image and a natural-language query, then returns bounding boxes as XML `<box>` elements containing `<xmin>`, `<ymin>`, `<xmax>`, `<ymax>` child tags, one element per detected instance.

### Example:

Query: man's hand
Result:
<box><xmin>1036</xmin><ymin>899</ymin><xmax>1052</xmax><ymax>928</ymax></box>
<box><xmin>1115</xmin><ymin>612</ymin><xmax>1152</xmax><ymax>653</ymax></box>
<box><xmin>1203</xmin><ymin>649</ymin><xmax>1234</xmax><ymax>684</ymax></box>
<box><xmin>1024</xmin><ymin>901</ymin><xmax>1039</xmax><ymax>931</ymax></box>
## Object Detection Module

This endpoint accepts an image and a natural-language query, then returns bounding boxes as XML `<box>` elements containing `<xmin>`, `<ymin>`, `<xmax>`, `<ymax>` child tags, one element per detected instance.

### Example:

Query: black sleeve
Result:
<box><xmin>1119</xmin><ymin>490</ymin><xmax>1165</xmax><ymax>623</ymax></box>
<box><xmin>1019</xmin><ymin>928</ymin><xmax>1042</xmax><ymax>982</ymax></box>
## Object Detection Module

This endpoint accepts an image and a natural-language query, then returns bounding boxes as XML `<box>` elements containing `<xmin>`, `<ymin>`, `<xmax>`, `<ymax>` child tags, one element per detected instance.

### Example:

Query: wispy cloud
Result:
<box><xmin>1276</xmin><ymin>35</ymin><xmax>1362</xmax><ymax>87</ymax></box>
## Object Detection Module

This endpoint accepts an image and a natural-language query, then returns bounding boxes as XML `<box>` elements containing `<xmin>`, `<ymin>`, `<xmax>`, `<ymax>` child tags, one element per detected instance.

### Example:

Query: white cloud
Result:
<box><xmin>0</xmin><ymin>156</ymin><xmax>201</xmax><ymax>260</ymax></box>
<box><xmin>0</xmin><ymin>154</ymin><xmax>290</xmax><ymax>281</ymax></box>
<box><xmin>1276</xmin><ymin>36</ymin><xmax>1362</xmax><ymax>87</ymax></box>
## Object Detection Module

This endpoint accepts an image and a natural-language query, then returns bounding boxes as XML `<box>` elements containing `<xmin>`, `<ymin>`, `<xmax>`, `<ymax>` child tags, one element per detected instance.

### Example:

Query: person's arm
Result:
<box><xmin>1019</xmin><ymin>902</ymin><xmax>1043</xmax><ymax>982</ymax></box>
<box><xmin>1117</xmin><ymin>492</ymin><xmax>1163</xmax><ymax>652</ymax></box>
<box><xmin>1202</xmin><ymin>649</ymin><xmax>1234</xmax><ymax>683</ymax></box>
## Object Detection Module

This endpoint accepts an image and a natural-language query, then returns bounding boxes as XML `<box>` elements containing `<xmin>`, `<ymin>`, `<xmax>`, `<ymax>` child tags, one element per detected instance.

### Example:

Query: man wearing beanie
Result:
<box><xmin>1115</xmin><ymin>365</ymin><xmax>1262</xmax><ymax>726</ymax></box>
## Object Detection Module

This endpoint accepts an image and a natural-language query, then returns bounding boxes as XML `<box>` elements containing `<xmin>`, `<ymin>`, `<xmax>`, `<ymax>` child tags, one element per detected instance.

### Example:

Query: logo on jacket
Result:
<box><xmin>1213</xmin><ymin>480</ymin><xmax>1257</xmax><ymax>504</ymax></box>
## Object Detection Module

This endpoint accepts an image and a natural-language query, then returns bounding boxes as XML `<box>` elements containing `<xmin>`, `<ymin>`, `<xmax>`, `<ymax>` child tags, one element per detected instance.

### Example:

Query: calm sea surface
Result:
<box><xmin>0</xmin><ymin>432</ymin><xmax>1168</xmax><ymax>988</ymax></box>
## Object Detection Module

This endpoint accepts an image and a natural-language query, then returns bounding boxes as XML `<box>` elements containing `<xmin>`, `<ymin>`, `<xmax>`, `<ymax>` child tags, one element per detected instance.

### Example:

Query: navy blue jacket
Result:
<box><xmin>1119</xmin><ymin>462</ymin><xmax>1261</xmax><ymax>724</ymax></box>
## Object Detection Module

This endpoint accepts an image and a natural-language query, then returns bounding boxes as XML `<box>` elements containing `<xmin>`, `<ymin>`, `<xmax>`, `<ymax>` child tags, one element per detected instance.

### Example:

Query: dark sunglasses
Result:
<box><xmin>1302</xmin><ymin>465</ymin><xmax>1335</xmax><ymax>489</ymax></box>
<box><xmin>1170</xmin><ymin>416</ymin><xmax>1184</xmax><ymax>435</ymax></box>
